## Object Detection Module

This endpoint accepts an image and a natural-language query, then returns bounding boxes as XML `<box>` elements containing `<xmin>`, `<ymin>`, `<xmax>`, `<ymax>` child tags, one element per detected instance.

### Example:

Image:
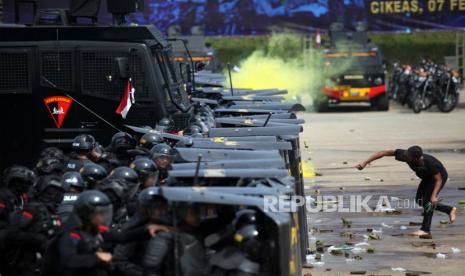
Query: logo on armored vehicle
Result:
<box><xmin>43</xmin><ymin>96</ymin><xmax>73</xmax><ymax>128</ymax></box>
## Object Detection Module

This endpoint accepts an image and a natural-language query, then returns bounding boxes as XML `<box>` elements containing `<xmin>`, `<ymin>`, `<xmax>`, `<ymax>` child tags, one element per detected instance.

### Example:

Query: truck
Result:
<box><xmin>313</xmin><ymin>23</ymin><xmax>389</xmax><ymax>112</ymax></box>
<box><xmin>0</xmin><ymin>25</ymin><xmax>192</xmax><ymax>169</ymax></box>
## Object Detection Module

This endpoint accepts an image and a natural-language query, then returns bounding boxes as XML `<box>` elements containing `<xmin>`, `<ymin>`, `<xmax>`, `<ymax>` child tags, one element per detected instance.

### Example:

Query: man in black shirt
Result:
<box><xmin>356</xmin><ymin>145</ymin><xmax>457</xmax><ymax>236</ymax></box>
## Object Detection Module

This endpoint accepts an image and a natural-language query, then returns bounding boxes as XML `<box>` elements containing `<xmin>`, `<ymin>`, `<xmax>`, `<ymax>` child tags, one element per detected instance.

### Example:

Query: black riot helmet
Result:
<box><xmin>233</xmin><ymin>209</ymin><xmax>258</xmax><ymax>230</ymax></box>
<box><xmin>139</xmin><ymin>132</ymin><xmax>164</xmax><ymax>150</ymax></box>
<box><xmin>35</xmin><ymin>157</ymin><xmax>65</xmax><ymax>176</ymax></box>
<box><xmin>184</xmin><ymin>125</ymin><xmax>203</xmax><ymax>138</ymax></box>
<box><xmin>108</xmin><ymin>167</ymin><xmax>140</xmax><ymax>197</ymax></box>
<box><xmin>72</xmin><ymin>134</ymin><xmax>96</xmax><ymax>153</ymax></box>
<box><xmin>108</xmin><ymin>166</ymin><xmax>139</xmax><ymax>185</ymax></box>
<box><xmin>40</xmin><ymin>147</ymin><xmax>68</xmax><ymax>164</ymax></box>
<box><xmin>109</xmin><ymin>132</ymin><xmax>137</xmax><ymax>153</ymax></box>
<box><xmin>80</xmin><ymin>163</ymin><xmax>107</xmax><ymax>188</ymax></box>
<box><xmin>130</xmin><ymin>158</ymin><xmax>159</xmax><ymax>182</ymax></box>
<box><xmin>75</xmin><ymin>190</ymin><xmax>113</xmax><ymax>227</ymax></box>
<box><xmin>150</xmin><ymin>144</ymin><xmax>176</xmax><ymax>170</ymax></box>
<box><xmin>156</xmin><ymin>117</ymin><xmax>175</xmax><ymax>133</ymax></box>
<box><xmin>137</xmin><ymin>187</ymin><xmax>170</xmax><ymax>224</ymax></box>
<box><xmin>97</xmin><ymin>178</ymin><xmax>128</xmax><ymax>211</ymax></box>
<box><xmin>62</xmin><ymin>171</ymin><xmax>86</xmax><ymax>192</ymax></box>
<box><xmin>34</xmin><ymin>175</ymin><xmax>65</xmax><ymax>208</ymax></box>
<box><xmin>175</xmin><ymin>137</ymin><xmax>194</xmax><ymax>148</ymax></box>
<box><xmin>2</xmin><ymin>165</ymin><xmax>36</xmax><ymax>195</ymax></box>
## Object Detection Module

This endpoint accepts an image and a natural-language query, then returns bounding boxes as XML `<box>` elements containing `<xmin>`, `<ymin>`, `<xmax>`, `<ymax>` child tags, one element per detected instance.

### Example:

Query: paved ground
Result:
<box><xmin>299</xmin><ymin>100</ymin><xmax>465</xmax><ymax>275</ymax></box>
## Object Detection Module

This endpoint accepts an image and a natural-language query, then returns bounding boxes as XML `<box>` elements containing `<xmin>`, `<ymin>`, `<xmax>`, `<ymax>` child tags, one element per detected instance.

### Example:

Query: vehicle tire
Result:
<box><xmin>313</xmin><ymin>95</ymin><xmax>329</xmax><ymax>112</ymax></box>
<box><xmin>411</xmin><ymin>91</ymin><xmax>422</xmax><ymax>113</ymax></box>
<box><xmin>437</xmin><ymin>93</ymin><xmax>459</xmax><ymax>113</ymax></box>
<box><xmin>373</xmin><ymin>93</ymin><xmax>389</xmax><ymax>111</ymax></box>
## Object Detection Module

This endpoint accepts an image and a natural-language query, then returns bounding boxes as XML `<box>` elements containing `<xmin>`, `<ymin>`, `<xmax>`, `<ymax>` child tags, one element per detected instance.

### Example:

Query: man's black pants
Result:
<box><xmin>415</xmin><ymin>172</ymin><xmax>453</xmax><ymax>232</ymax></box>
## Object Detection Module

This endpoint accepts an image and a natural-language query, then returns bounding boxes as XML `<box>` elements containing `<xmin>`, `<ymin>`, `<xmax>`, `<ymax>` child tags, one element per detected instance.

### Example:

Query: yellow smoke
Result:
<box><xmin>225</xmin><ymin>34</ymin><xmax>323</xmax><ymax>106</ymax></box>
<box><xmin>224</xmin><ymin>34</ymin><xmax>355</xmax><ymax>106</ymax></box>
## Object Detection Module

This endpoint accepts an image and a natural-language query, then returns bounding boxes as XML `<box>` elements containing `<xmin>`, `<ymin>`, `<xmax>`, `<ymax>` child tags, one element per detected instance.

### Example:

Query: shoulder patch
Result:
<box><xmin>22</xmin><ymin>211</ymin><xmax>33</xmax><ymax>220</ymax></box>
<box><xmin>98</xmin><ymin>225</ymin><xmax>109</xmax><ymax>233</ymax></box>
<box><xmin>70</xmin><ymin>232</ymin><xmax>81</xmax><ymax>241</ymax></box>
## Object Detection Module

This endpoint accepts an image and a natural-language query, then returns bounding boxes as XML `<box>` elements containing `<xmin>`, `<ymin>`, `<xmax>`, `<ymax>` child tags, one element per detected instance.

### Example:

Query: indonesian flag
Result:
<box><xmin>116</xmin><ymin>78</ymin><xmax>135</xmax><ymax>119</ymax></box>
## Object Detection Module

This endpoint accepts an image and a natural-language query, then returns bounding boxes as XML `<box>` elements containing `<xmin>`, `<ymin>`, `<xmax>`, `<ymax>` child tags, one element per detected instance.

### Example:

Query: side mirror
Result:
<box><xmin>115</xmin><ymin>57</ymin><xmax>129</xmax><ymax>79</ymax></box>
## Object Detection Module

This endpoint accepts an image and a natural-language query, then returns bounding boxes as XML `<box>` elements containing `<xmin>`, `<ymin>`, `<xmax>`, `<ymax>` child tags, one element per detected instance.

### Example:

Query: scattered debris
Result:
<box><xmin>439</xmin><ymin>220</ymin><xmax>449</xmax><ymax>225</ymax></box>
<box><xmin>365</xmin><ymin>176</ymin><xmax>371</xmax><ymax>181</ymax></box>
<box><xmin>355</xmin><ymin>242</ymin><xmax>370</xmax><ymax>247</ymax></box>
<box><xmin>380</xmin><ymin>178</ymin><xmax>384</xmax><ymax>182</ymax></box>
<box><xmin>315</xmin><ymin>253</ymin><xmax>322</xmax><ymax>261</ymax></box>
<box><xmin>367</xmin><ymin>247</ymin><xmax>375</xmax><ymax>253</ymax></box>
<box><xmin>381</xmin><ymin>223</ymin><xmax>393</xmax><ymax>228</ymax></box>
<box><xmin>343</xmin><ymin>161</ymin><xmax>348</xmax><ymax>165</ymax></box>
<box><xmin>367</xmin><ymin>228</ymin><xmax>373</xmax><ymax>232</ymax></box>
<box><xmin>307</xmin><ymin>157</ymin><xmax>312</xmax><ymax>161</ymax></box>
<box><xmin>339</xmin><ymin>186</ymin><xmax>344</xmax><ymax>190</ymax></box>
<box><xmin>353</xmin><ymin>255</ymin><xmax>363</xmax><ymax>260</ymax></box>
<box><xmin>451</xmin><ymin>247</ymin><xmax>461</xmax><ymax>254</ymax></box>
<box><xmin>405</xmin><ymin>273</ymin><xmax>420</xmax><ymax>276</ymax></box>
<box><xmin>304</xmin><ymin>141</ymin><xmax>309</xmax><ymax>148</ymax></box>
<box><xmin>312</xmin><ymin>261</ymin><xmax>325</xmax><ymax>266</ymax></box>
<box><xmin>368</xmin><ymin>233</ymin><xmax>382</xmax><ymax>240</ymax></box>
<box><xmin>351</xmin><ymin>271</ymin><xmax>367</xmax><ymax>275</ymax></box>
<box><xmin>458</xmin><ymin>200</ymin><xmax>465</xmax><ymax>205</ymax></box>
<box><xmin>392</xmin><ymin>267</ymin><xmax>407</xmax><ymax>272</ymax></box>
<box><xmin>351</xmin><ymin>247</ymin><xmax>366</xmax><ymax>253</ymax></box>
<box><xmin>436</xmin><ymin>253</ymin><xmax>446</xmax><ymax>259</ymax></box>
<box><xmin>303</xmin><ymin>271</ymin><xmax>312</xmax><ymax>276</ymax></box>
<box><xmin>409</xmin><ymin>222</ymin><xmax>422</xmax><ymax>226</ymax></box>
<box><xmin>400</xmin><ymin>226</ymin><xmax>408</xmax><ymax>230</ymax></box>
<box><xmin>386</xmin><ymin>209</ymin><xmax>402</xmax><ymax>215</ymax></box>
<box><xmin>342</xmin><ymin>218</ymin><xmax>352</xmax><ymax>227</ymax></box>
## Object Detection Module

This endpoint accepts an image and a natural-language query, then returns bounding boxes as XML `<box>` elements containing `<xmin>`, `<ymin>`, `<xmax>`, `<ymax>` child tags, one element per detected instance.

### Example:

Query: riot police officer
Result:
<box><xmin>139</xmin><ymin>132</ymin><xmax>165</xmax><ymax>151</ymax></box>
<box><xmin>67</xmin><ymin>134</ymin><xmax>97</xmax><ymax>172</ymax></box>
<box><xmin>156</xmin><ymin>117</ymin><xmax>176</xmax><ymax>133</ymax></box>
<box><xmin>209</xmin><ymin>209</ymin><xmax>264</xmax><ymax>276</ymax></box>
<box><xmin>150</xmin><ymin>144</ymin><xmax>176</xmax><ymax>184</ymax></box>
<box><xmin>35</xmin><ymin>157</ymin><xmax>66</xmax><ymax>177</ymax></box>
<box><xmin>4</xmin><ymin>175</ymin><xmax>64</xmax><ymax>276</ymax></box>
<box><xmin>130</xmin><ymin>158</ymin><xmax>159</xmax><ymax>188</ymax></box>
<box><xmin>48</xmin><ymin>190</ymin><xmax>114</xmax><ymax>276</ymax></box>
<box><xmin>39</xmin><ymin>147</ymin><xmax>68</xmax><ymax>165</ymax></box>
<box><xmin>57</xmin><ymin>172</ymin><xmax>86</xmax><ymax>222</ymax></box>
<box><xmin>106</xmin><ymin>132</ymin><xmax>137</xmax><ymax>168</ymax></box>
<box><xmin>0</xmin><ymin>166</ymin><xmax>36</xmax><ymax>228</ymax></box>
<box><xmin>0</xmin><ymin>166</ymin><xmax>36</xmax><ymax>275</ymax></box>
<box><xmin>113</xmin><ymin>186</ymin><xmax>170</xmax><ymax>276</ymax></box>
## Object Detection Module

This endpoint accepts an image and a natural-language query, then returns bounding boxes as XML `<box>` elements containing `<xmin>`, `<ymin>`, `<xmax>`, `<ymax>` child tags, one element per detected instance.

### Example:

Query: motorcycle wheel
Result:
<box><xmin>437</xmin><ymin>93</ymin><xmax>459</xmax><ymax>113</ymax></box>
<box><xmin>411</xmin><ymin>91</ymin><xmax>423</xmax><ymax>113</ymax></box>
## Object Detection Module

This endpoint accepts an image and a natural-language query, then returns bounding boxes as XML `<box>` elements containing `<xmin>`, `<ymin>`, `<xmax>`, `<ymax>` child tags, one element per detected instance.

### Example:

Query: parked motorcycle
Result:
<box><xmin>391</xmin><ymin>60</ymin><xmax>461</xmax><ymax>113</ymax></box>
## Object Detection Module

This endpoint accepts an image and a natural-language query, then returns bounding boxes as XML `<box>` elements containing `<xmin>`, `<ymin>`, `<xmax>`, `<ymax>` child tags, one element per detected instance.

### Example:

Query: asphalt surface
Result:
<box><xmin>300</xmin><ymin>99</ymin><xmax>465</xmax><ymax>275</ymax></box>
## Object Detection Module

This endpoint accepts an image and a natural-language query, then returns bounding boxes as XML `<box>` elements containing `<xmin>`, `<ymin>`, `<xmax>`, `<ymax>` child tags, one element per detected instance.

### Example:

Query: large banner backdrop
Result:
<box><xmin>4</xmin><ymin>0</ymin><xmax>465</xmax><ymax>35</ymax></box>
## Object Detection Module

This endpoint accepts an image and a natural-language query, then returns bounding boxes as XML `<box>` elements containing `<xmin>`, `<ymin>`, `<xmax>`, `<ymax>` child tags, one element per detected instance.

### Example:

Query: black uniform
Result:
<box><xmin>4</xmin><ymin>200</ymin><xmax>61</xmax><ymax>276</ymax></box>
<box><xmin>395</xmin><ymin>149</ymin><xmax>453</xmax><ymax>232</ymax></box>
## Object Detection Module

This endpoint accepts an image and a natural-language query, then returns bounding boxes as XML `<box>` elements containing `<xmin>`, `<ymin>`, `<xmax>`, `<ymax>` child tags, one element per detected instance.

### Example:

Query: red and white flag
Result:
<box><xmin>116</xmin><ymin>78</ymin><xmax>135</xmax><ymax>119</ymax></box>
